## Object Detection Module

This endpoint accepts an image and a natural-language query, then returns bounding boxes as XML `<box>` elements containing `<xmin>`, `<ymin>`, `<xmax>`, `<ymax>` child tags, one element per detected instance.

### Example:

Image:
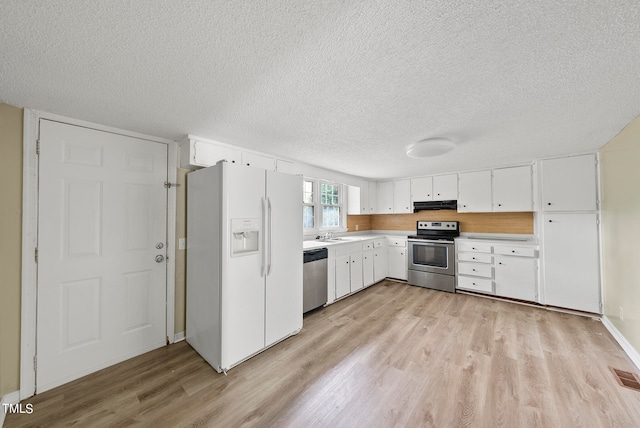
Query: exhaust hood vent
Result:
<box><xmin>413</xmin><ymin>200</ymin><xmax>457</xmax><ymax>212</ymax></box>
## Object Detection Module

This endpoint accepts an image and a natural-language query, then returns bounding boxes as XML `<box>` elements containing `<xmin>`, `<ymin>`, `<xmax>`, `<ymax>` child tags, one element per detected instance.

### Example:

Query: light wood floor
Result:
<box><xmin>6</xmin><ymin>281</ymin><xmax>640</xmax><ymax>427</ymax></box>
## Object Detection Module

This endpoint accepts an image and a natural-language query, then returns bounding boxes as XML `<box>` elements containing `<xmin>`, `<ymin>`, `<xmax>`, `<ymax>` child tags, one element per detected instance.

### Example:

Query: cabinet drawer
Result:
<box><xmin>493</xmin><ymin>245</ymin><xmax>536</xmax><ymax>257</ymax></box>
<box><xmin>362</xmin><ymin>241</ymin><xmax>374</xmax><ymax>251</ymax></box>
<box><xmin>457</xmin><ymin>241</ymin><xmax>492</xmax><ymax>253</ymax></box>
<box><xmin>388</xmin><ymin>238</ymin><xmax>407</xmax><ymax>247</ymax></box>
<box><xmin>457</xmin><ymin>276</ymin><xmax>494</xmax><ymax>293</ymax></box>
<box><xmin>458</xmin><ymin>252</ymin><xmax>492</xmax><ymax>264</ymax></box>
<box><xmin>458</xmin><ymin>262</ymin><xmax>493</xmax><ymax>278</ymax></box>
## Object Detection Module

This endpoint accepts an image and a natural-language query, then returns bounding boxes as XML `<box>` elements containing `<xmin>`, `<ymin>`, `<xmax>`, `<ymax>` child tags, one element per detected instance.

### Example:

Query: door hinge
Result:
<box><xmin>164</xmin><ymin>181</ymin><xmax>181</xmax><ymax>189</ymax></box>
<box><xmin>35</xmin><ymin>247</ymin><xmax>38</xmax><ymax>263</ymax></box>
<box><xmin>33</xmin><ymin>355</ymin><xmax>37</xmax><ymax>371</ymax></box>
<box><xmin>36</xmin><ymin>140</ymin><xmax>40</xmax><ymax>155</ymax></box>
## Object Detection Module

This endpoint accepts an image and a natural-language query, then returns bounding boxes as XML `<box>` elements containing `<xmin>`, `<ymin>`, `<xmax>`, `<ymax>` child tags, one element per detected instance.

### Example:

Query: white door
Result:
<box><xmin>37</xmin><ymin>120</ymin><xmax>168</xmax><ymax>393</ymax></box>
<box><xmin>411</xmin><ymin>176</ymin><xmax>433</xmax><ymax>202</ymax></box>
<box><xmin>264</xmin><ymin>170</ymin><xmax>303</xmax><ymax>347</ymax></box>
<box><xmin>543</xmin><ymin>213</ymin><xmax>601</xmax><ymax>313</ymax></box>
<box><xmin>393</xmin><ymin>179</ymin><xmax>412</xmax><ymax>213</ymax></box>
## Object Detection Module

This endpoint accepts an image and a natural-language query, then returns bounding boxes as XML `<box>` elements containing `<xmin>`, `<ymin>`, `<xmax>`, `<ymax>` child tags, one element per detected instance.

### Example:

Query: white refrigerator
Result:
<box><xmin>186</xmin><ymin>161</ymin><xmax>303</xmax><ymax>373</ymax></box>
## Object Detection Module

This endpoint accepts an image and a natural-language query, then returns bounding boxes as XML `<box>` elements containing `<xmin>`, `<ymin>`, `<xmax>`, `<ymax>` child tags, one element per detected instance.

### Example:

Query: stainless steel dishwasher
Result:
<box><xmin>303</xmin><ymin>248</ymin><xmax>328</xmax><ymax>313</ymax></box>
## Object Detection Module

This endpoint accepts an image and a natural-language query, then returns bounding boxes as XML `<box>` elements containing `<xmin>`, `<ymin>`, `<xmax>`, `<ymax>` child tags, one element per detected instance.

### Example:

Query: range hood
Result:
<box><xmin>413</xmin><ymin>200</ymin><xmax>457</xmax><ymax>212</ymax></box>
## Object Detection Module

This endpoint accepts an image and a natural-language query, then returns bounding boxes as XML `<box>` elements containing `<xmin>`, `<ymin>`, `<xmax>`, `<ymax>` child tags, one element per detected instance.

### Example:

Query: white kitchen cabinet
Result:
<box><xmin>411</xmin><ymin>177</ymin><xmax>433</xmax><ymax>202</ymax></box>
<box><xmin>456</xmin><ymin>239</ymin><xmax>539</xmax><ymax>301</ymax></box>
<box><xmin>393</xmin><ymin>179</ymin><xmax>412</xmax><ymax>213</ymax></box>
<box><xmin>458</xmin><ymin>170</ymin><xmax>492</xmax><ymax>212</ymax></box>
<box><xmin>492</xmin><ymin>165</ymin><xmax>533</xmax><ymax>212</ymax></box>
<box><xmin>373</xmin><ymin>240</ymin><xmax>388</xmax><ymax>282</ymax></box>
<box><xmin>363</xmin><ymin>249</ymin><xmax>375</xmax><ymax>287</ymax></box>
<box><xmin>179</xmin><ymin>136</ymin><xmax>241</xmax><ymax>169</ymax></box>
<box><xmin>433</xmin><ymin>174</ymin><xmax>458</xmax><ymax>201</ymax></box>
<box><xmin>367</xmin><ymin>181</ymin><xmax>377</xmax><ymax>214</ymax></box>
<box><xmin>387</xmin><ymin>238</ymin><xmax>407</xmax><ymax>280</ymax></box>
<box><xmin>241</xmin><ymin>151</ymin><xmax>276</xmax><ymax>171</ymax></box>
<box><xmin>335</xmin><ymin>254</ymin><xmax>351</xmax><ymax>299</ymax></box>
<box><xmin>349</xmin><ymin>252</ymin><xmax>364</xmax><ymax>292</ymax></box>
<box><xmin>540</xmin><ymin>154</ymin><xmax>598</xmax><ymax>212</ymax></box>
<box><xmin>377</xmin><ymin>181</ymin><xmax>394</xmax><ymax>214</ymax></box>
<box><xmin>495</xmin><ymin>255</ymin><xmax>537</xmax><ymax>301</ymax></box>
<box><xmin>542</xmin><ymin>213</ymin><xmax>600</xmax><ymax>313</ymax></box>
<box><xmin>347</xmin><ymin>185</ymin><xmax>363</xmax><ymax>215</ymax></box>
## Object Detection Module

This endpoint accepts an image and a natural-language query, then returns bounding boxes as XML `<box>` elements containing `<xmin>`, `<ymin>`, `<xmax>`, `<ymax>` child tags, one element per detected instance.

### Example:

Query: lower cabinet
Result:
<box><xmin>456</xmin><ymin>239</ymin><xmax>539</xmax><ymax>303</ymax></box>
<box><xmin>363</xmin><ymin>249</ymin><xmax>374</xmax><ymax>287</ymax></box>
<box><xmin>495</xmin><ymin>255</ymin><xmax>537</xmax><ymax>301</ymax></box>
<box><xmin>387</xmin><ymin>238</ymin><xmax>407</xmax><ymax>280</ymax></box>
<box><xmin>335</xmin><ymin>254</ymin><xmax>351</xmax><ymax>299</ymax></box>
<box><xmin>373</xmin><ymin>240</ymin><xmax>388</xmax><ymax>282</ymax></box>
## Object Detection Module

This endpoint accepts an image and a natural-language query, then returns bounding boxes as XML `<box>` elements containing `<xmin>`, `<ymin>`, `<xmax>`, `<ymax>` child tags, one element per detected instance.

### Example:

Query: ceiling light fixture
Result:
<box><xmin>406</xmin><ymin>137</ymin><xmax>456</xmax><ymax>158</ymax></box>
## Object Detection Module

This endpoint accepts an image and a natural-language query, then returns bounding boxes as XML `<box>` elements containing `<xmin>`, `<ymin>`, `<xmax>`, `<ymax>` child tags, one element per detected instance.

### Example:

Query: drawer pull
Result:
<box><xmin>511</xmin><ymin>250</ymin><xmax>516</xmax><ymax>253</ymax></box>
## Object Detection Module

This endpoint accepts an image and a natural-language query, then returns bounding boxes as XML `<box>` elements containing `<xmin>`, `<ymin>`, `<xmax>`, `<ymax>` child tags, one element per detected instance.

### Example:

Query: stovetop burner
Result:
<box><xmin>409</xmin><ymin>220</ymin><xmax>460</xmax><ymax>241</ymax></box>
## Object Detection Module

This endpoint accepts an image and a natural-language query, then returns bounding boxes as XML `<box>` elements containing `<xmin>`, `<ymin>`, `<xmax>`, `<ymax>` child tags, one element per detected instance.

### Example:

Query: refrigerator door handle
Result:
<box><xmin>261</xmin><ymin>197</ymin><xmax>267</xmax><ymax>277</ymax></box>
<box><xmin>267</xmin><ymin>197</ymin><xmax>273</xmax><ymax>275</ymax></box>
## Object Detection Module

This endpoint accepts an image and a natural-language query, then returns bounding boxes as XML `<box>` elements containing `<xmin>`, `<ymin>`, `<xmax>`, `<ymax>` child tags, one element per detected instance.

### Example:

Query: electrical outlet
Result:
<box><xmin>619</xmin><ymin>306</ymin><xmax>624</xmax><ymax>321</ymax></box>
<box><xmin>178</xmin><ymin>238</ymin><xmax>186</xmax><ymax>250</ymax></box>
<box><xmin>355</xmin><ymin>224</ymin><xmax>359</xmax><ymax>231</ymax></box>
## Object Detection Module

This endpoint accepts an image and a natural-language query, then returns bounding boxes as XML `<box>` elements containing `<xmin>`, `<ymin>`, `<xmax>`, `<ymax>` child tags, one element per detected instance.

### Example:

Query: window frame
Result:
<box><xmin>302</xmin><ymin>178</ymin><xmax>347</xmax><ymax>235</ymax></box>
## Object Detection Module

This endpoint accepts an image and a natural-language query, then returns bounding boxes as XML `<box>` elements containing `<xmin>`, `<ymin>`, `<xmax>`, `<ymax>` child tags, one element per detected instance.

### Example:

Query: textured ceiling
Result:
<box><xmin>2</xmin><ymin>1</ymin><xmax>640</xmax><ymax>180</ymax></box>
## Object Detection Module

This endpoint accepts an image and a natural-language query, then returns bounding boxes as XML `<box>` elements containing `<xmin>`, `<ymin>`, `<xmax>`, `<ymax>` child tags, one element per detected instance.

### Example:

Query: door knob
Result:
<box><xmin>156</xmin><ymin>242</ymin><xmax>164</xmax><ymax>249</ymax></box>
<box><xmin>155</xmin><ymin>255</ymin><xmax>165</xmax><ymax>263</ymax></box>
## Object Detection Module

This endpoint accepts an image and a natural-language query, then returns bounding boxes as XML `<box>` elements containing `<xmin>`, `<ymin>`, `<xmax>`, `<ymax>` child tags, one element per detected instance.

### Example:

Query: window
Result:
<box><xmin>302</xmin><ymin>179</ymin><xmax>345</xmax><ymax>232</ymax></box>
<box><xmin>320</xmin><ymin>182</ymin><xmax>340</xmax><ymax>228</ymax></box>
<box><xmin>303</xmin><ymin>180</ymin><xmax>314</xmax><ymax>230</ymax></box>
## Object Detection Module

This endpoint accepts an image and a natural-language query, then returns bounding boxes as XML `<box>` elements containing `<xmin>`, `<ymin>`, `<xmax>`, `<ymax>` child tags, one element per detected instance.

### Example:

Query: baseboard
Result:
<box><xmin>1</xmin><ymin>390</ymin><xmax>20</xmax><ymax>427</ymax></box>
<box><xmin>174</xmin><ymin>331</ymin><xmax>185</xmax><ymax>343</ymax></box>
<box><xmin>601</xmin><ymin>315</ymin><xmax>640</xmax><ymax>371</ymax></box>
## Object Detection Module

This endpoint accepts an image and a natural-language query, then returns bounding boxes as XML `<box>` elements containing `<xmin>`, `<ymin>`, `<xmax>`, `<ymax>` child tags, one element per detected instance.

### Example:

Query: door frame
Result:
<box><xmin>20</xmin><ymin>109</ymin><xmax>178</xmax><ymax>399</ymax></box>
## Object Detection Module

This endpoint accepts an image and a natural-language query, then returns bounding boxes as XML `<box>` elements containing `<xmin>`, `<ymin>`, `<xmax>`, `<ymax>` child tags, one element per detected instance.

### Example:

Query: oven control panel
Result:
<box><xmin>417</xmin><ymin>221</ymin><xmax>459</xmax><ymax>231</ymax></box>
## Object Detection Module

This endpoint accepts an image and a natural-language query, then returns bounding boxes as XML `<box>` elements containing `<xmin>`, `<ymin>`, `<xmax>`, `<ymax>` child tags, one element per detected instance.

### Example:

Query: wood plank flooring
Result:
<box><xmin>6</xmin><ymin>281</ymin><xmax>640</xmax><ymax>427</ymax></box>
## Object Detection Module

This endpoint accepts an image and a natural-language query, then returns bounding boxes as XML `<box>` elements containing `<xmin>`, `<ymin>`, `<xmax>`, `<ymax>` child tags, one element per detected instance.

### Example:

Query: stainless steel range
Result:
<box><xmin>407</xmin><ymin>221</ymin><xmax>460</xmax><ymax>293</ymax></box>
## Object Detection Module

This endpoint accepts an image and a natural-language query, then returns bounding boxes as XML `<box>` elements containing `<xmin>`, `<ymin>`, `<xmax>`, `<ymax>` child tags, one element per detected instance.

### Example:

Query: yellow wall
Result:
<box><xmin>0</xmin><ymin>103</ymin><xmax>23</xmax><ymax>397</ymax></box>
<box><xmin>600</xmin><ymin>114</ymin><xmax>640</xmax><ymax>354</ymax></box>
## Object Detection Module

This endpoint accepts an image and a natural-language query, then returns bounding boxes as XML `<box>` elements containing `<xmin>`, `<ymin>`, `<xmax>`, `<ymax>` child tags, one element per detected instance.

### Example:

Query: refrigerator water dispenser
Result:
<box><xmin>231</xmin><ymin>218</ymin><xmax>260</xmax><ymax>256</ymax></box>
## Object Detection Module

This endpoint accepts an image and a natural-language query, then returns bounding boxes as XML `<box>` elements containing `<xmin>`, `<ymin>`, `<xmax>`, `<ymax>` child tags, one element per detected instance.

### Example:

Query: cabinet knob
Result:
<box><xmin>547</xmin><ymin>202</ymin><xmax>551</xmax><ymax>205</ymax></box>
<box><xmin>498</xmin><ymin>204</ymin><xmax>502</xmax><ymax>206</ymax></box>
<box><xmin>548</xmin><ymin>220</ymin><xmax>553</xmax><ymax>223</ymax></box>
<box><xmin>472</xmin><ymin>282</ymin><xmax>476</xmax><ymax>286</ymax></box>
<box><xmin>511</xmin><ymin>250</ymin><xmax>516</xmax><ymax>253</ymax></box>
<box><xmin>472</xmin><ymin>268</ymin><xmax>476</xmax><ymax>272</ymax></box>
<box><xmin>437</xmin><ymin>193</ymin><xmax>440</xmax><ymax>195</ymax></box>
<box><xmin>498</xmin><ymin>262</ymin><xmax>502</xmax><ymax>265</ymax></box>
<box><xmin>472</xmin><ymin>257</ymin><xmax>476</xmax><ymax>260</ymax></box>
<box><xmin>472</xmin><ymin>247</ymin><xmax>476</xmax><ymax>250</ymax></box>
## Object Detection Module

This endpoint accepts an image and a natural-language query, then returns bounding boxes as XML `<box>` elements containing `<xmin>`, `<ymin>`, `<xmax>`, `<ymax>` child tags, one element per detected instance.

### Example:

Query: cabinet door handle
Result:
<box><xmin>548</xmin><ymin>220</ymin><xmax>553</xmax><ymax>223</ymax></box>
<box><xmin>498</xmin><ymin>262</ymin><xmax>502</xmax><ymax>265</ymax></box>
<box><xmin>547</xmin><ymin>202</ymin><xmax>551</xmax><ymax>206</ymax></box>
<box><xmin>498</xmin><ymin>203</ymin><xmax>502</xmax><ymax>207</ymax></box>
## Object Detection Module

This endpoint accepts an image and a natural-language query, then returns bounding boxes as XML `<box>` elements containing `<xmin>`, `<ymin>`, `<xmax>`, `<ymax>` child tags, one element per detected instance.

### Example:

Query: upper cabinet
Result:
<box><xmin>180</xmin><ymin>136</ymin><xmax>240</xmax><ymax>169</ymax></box>
<box><xmin>493</xmin><ymin>165</ymin><xmax>533</xmax><ymax>212</ymax></box>
<box><xmin>411</xmin><ymin>176</ymin><xmax>433</xmax><ymax>202</ymax></box>
<box><xmin>377</xmin><ymin>181</ymin><xmax>394</xmax><ymax>213</ymax></box>
<box><xmin>540</xmin><ymin>154</ymin><xmax>598</xmax><ymax>212</ymax></box>
<box><xmin>241</xmin><ymin>152</ymin><xmax>276</xmax><ymax>171</ymax></box>
<box><xmin>458</xmin><ymin>165</ymin><xmax>534</xmax><ymax>213</ymax></box>
<box><xmin>458</xmin><ymin>171</ymin><xmax>492</xmax><ymax>212</ymax></box>
<box><xmin>410</xmin><ymin>174</ymin><xmax>458</xmax><ymax>203</ymax></box>
<box><xmin>367</xmin><ymin>181</ymin><xmax>377</xmax><ymax>214</ymax></box>
<box><xmin>433</xmin><ymin>174</ymin><xmax>458</xmax><ymax>200</ymax></box>
<box><xmin>393</xmin><ymin>179</ymin><xmax>412</xmax><ymax>213</ymax></box>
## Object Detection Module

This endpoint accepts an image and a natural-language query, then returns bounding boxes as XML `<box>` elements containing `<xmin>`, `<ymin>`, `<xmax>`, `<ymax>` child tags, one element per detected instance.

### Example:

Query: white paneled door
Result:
<box><xmin>36</xmin><ymin>120</ymin><xmax>168</xmax><ymax>393</ymax></box>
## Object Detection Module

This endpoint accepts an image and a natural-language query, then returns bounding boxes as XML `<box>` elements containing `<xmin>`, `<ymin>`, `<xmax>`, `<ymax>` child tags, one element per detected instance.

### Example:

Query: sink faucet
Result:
<box><xmin>316</xmin><ymin>232</ymin><xmax>333</xmax><ymax>241</ymax></box>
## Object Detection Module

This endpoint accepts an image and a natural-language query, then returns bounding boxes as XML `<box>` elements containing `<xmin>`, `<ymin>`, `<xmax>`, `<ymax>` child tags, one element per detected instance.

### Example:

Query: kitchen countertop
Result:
<box><xmin>303</xmin><ymin>232</ymin><xmax>410</xmax><ymax>250</ymax></box>
<box><xmin>457</xmin><ymin>233</ymin><xmax>538</xmax><ymax>245</ymax></box>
